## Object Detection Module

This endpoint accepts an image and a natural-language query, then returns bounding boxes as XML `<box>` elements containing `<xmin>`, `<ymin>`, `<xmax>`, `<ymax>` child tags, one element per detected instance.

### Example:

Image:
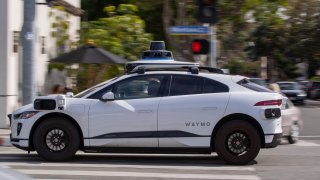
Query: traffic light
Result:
<box><xmin>197</xmin><ymin>0</ymin><xmax>218</xmax><ymax>24</ymax></box>
<box><xmin>192</xmin><ymin>39</ymin><xmax>210</xmax><ymax>54</ymax></box>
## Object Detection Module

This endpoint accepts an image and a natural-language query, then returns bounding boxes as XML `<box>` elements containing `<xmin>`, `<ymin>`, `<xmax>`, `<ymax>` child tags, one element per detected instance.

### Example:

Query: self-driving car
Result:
<box><xmin>9</xmin><ymin>63</ymin><xmax>283</xmax><ymax>165</ymax></box>
<box><xmin>9</xmin><ymin>42</ymin><xmax>283</xmax><ymax>165</ymax></box>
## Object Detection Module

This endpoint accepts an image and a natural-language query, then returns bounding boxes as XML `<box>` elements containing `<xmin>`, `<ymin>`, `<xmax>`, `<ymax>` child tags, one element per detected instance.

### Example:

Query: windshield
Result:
<box><xmin>278</xmin><ymin>83</ymin><xmax>300</xmax><ymax>90</ymax></box>
<box><xmin>74</xmin><ymin>77</ymin><xmax>118</xmax><ymax>98</ymax></box>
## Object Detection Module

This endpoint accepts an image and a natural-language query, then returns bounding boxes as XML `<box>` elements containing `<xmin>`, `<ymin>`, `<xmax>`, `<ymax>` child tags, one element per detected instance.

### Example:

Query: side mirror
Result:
<box><xmin>66</xmin><ymin>92</ymin><xmax>74</xmax><ymax>97</ymax></box>
<box><xmin>101</xmin><ymin>92</ymin><xmax>115</xmax><ymax>101</ymax></box>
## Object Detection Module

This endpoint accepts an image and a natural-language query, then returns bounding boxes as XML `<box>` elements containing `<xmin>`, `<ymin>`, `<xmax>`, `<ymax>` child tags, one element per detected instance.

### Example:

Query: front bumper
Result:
<box><xmin>265</xmin><ymin>133</ymin><xmax>282</xmax><ymax>148</ymax></box>
<box><xmin>10</xmin><ymin>134</ymin><xmax>31</xmax><ymax>151</ymax></box>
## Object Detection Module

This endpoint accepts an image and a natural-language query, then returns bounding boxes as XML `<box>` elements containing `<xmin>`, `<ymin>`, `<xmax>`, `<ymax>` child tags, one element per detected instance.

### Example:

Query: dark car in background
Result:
<box><xmin>306</xmin><ymin>81</ymin><xmax>320</xmax><ymax>99</ymax></box>
<box><xmin>276</xmin><ymin>81</ymin><xmax>306</xmax><ymax>105</ymax></box>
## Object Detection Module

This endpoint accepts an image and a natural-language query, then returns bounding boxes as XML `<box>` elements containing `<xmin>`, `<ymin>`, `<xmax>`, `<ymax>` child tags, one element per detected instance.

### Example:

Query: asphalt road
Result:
<box><xmin>299</xmin><ymin>105</ymin><xmax>320</xmax><ymax>138</ymax></box>
<box><xmin>0</xmin><ymin>139</ymin><xmax>320</xmax><ymax>180</ymax></box>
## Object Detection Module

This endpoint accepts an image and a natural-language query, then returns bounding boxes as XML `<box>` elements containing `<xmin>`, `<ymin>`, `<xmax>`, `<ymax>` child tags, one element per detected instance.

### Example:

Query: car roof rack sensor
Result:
<box><xmin>129</xmin><ymin>64</ymin><xmax>224</xmax><ymax>75</ymax></box>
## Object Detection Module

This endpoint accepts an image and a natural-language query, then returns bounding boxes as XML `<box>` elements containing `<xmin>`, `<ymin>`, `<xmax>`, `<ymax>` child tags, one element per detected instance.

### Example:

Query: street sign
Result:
<box><xmin>170</xmin><ymin>26</ymin><xmax>210</xmax><ymax>35</ymax></box>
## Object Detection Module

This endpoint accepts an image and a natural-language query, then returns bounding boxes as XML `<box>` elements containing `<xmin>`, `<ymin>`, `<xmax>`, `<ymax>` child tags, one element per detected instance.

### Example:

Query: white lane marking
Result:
<box><xmin>0</xmin><ymin>171</ymin><xmax>22</xmax><ymax>180</ymax></box>
<box><xmin>299</xmin><ymin>136</ymin><xmax>320</xmax><ymax>138</ymax></box>
<box><xmin>17</xmin><ymin>169</ymin><xmax>261</xmax><ymax>180</ymax></box>
<box><xmin>0</xmin><ymin>162</ymin><xmax>255</xmax><ymax>171</ymax></box>
<box><xmin>0</xmin><ymin>151</ymin><xmax>35</xmax><ymax>154</ymax></box>
<box><xmin>0</xmin><ymin>165</ymin><xmax>10</xmax><ymax>168</ymax></box>
<box><xmin>294</xmin><ymin>140</ymin><xmax>320</xmax><ymax>146</ymax></box>
<box><xmin>35</xmin><ymin>179</ymin><xmax>76</xmax><ymax>180</ymax></box>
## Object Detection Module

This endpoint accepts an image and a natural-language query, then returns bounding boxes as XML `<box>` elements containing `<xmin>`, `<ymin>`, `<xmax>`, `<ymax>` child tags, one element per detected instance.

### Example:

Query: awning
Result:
<box><xmin>47</xmin><ymin>0</ymin><xmax>84</xmax><ymax>16</ymax></box>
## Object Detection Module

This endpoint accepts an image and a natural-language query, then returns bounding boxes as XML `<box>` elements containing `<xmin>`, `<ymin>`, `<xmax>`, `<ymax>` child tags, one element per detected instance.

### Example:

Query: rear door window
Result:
<box><xmin>169</xmin><ymin>75</ymin><xmax>229</xmax><ymax>96</ymax></box>
<box><xmin>203</xmin><ymin>78</ymin><xmax>229</xmax><ymax>93</ymax></box>
<box><xmin>169</xmin><ymin>75</ymin><xmax>202</xmax><ymax>96</ymax></box>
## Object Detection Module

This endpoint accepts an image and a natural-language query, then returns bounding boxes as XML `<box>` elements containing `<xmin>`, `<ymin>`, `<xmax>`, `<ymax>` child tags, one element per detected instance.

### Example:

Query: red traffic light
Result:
<box><xmin>192</xmin><ymin>39</ymin><xmax>210</xmax><ymax>54</ymax></box>
<box><xmin>192</xmin><ymin>42</ymin><xmax>202</xmax><ymax>53</ymax></box>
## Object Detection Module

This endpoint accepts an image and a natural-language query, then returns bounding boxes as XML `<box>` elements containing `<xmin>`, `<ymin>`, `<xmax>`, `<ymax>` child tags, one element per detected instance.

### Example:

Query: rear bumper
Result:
<box><xmin>265</xmin><ymin>133</ymin><xmax>282</xmax><ymax>148</ymax></box>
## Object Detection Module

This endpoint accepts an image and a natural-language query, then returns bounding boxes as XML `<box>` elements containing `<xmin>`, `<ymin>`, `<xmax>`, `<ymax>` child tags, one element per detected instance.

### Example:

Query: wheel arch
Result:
<box><xmin>210</xmin><ymin>113</ymin><xmax>266</xmax><ymax>151</ymax></box>
<box><xmin>29</xmin><ymin>112</ymin><xmax>84</xmax><ymax>151</ymax></box>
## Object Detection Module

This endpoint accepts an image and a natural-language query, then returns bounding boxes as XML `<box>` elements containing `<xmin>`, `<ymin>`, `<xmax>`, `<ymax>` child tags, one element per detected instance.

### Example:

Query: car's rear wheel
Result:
<box><xmin>288</xmin><ymin>123</ymin><xmax>299</xmax><ymax>144</ymax></box>
<box><xmin>214</xmin><ymin>120</ymin><xmax>261</xmax><ymax>165</ymax></box>
<box><xmin>33</xmin><ymin>117</ymin><xmax>80</xmax><ymax>161</ymax></box>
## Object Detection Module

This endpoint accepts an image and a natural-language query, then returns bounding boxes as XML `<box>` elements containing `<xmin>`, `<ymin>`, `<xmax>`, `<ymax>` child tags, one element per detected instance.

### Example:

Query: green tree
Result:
<box><xmin>77</xmin><ymin>4</ymin><xmax>153</xmax><ymax>91</ymax></box>
<box><xmin>81</xmin><ymin>4</ymin><xmax>152</xmax><ymax>60</ymax></box>
<box><xmin>247</xmin><ymin>0</ymin><xmax>320</xmax><ymax>80</ymax></box>
<box><xmin>285</xmin><ymin>0</ymin><xmax>320</xmax><ymax>78</ymax></box>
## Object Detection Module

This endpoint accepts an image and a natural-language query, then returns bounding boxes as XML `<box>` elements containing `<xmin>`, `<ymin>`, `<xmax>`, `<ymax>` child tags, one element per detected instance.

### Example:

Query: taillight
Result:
<box><xmin>254</xmin><ymin>99</ymin><xmax>282</xmax><ymax>106</ymax></box>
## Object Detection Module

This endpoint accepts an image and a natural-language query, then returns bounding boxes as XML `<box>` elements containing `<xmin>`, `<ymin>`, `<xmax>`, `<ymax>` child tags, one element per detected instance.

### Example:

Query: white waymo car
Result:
<box><xmin>9</xmin><ymin>61</ymin><xmax>283</xmax><ymax>165</ymax></box>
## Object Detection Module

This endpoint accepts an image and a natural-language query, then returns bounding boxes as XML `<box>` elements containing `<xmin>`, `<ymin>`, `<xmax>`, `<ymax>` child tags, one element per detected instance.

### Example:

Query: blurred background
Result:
<box><xmin>0</xmin><ymin>0</ymin><xmax>320</xmax><ymax>128</ymax></box>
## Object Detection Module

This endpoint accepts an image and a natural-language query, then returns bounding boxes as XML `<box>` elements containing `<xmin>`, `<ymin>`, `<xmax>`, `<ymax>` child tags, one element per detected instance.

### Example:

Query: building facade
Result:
<box><xmin>0</xmin><ymin>0</ymin><xmax>82</xmax><ymax>128</ymax></box>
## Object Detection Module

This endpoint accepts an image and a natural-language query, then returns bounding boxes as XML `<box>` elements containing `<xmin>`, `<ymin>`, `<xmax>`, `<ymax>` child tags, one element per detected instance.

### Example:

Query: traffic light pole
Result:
<box><xmin>209</xmin><ymin>25</ymin><xmax>217</xmax><ymax>68</ymax></box>
<box><xmin>21</xmin><ymin>0</ymin><xmax>36</xmax><ymax>105</ymax></box>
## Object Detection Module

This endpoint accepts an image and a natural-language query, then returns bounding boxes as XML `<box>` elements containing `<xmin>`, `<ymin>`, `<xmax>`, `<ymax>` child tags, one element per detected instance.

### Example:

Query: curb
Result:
<box><xmin>0</xmin><ymin>136</ymin><xmax>11</xmax><ymax>147</ymax></box>
<box><xmin>305</xmin><ymin>99</ymin><xmax>320</xmax><ymax>106</ymax></box>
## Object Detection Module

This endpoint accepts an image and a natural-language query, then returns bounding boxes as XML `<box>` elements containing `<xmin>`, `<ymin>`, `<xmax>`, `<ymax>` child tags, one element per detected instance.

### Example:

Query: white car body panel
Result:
<box><xmin>158</xmin><ymin>93</ymin><xmax>229</xmax><ymax>147</ymax></box>
<box><xmin>88</xmin><ymin>97</ymin><xmax>160</xmax><ymax>147</ymax></box>
<box><xmin>224</xmin><ymin>92</ymin><xmax>283</xmax><ymax>143</ymax></box>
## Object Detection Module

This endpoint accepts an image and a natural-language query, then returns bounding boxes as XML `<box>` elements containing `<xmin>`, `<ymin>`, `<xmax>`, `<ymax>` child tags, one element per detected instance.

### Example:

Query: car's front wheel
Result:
<box><xmin>214</xmin><ymin>120</ymin><xmax>261</xmax><ymax>165</ymax></box>
<box><xmin>33</xmin><ymin>117</ymin><xmax>80</xmax><ymax>161</ymax></box>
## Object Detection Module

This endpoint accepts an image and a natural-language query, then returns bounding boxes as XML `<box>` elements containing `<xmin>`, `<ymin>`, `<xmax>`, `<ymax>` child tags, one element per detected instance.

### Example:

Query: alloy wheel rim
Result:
<box><xmin>226</xmin><ymin>131</ymin><xmax>250</xmax><ymax>155</ymax></box>
<box><xmin>45</xmin><ymin>128</ymin><xmax>68</xmax><ymax>152</ymax></box>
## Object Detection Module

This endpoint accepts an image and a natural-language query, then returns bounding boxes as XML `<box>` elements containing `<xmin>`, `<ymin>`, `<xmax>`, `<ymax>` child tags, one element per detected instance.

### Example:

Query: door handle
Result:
<box><xmin>137</xmin><ymin>110</ymin><xmax>153</xmax><ymax>113</ymax></box>
<box><xmin>202</xmin><ymin>107</ymin><xmax>217</xmax><ymax>110</ymax></box>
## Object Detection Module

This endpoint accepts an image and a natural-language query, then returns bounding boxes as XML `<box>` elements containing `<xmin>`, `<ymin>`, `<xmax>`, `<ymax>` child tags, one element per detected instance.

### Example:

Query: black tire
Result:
<box><xmin>33</xmin><ymin>117</ymin><xmax>80</xmax><ymax>161</ymax></box>
<box><xmin>214</xmin><ymin>120</ymin><xmax>261</xmax><ymax>165</ymax></box>
<box><xmin>288</xmin><ymin>123</ymin><xmax>299</xmax><ymax>144</ymax></box>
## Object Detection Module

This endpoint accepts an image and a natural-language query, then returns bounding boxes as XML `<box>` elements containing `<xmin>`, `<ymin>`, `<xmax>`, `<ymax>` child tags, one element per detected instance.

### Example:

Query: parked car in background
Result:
<box><xmin>276</xmin><ymin>81</ymin><xmax>306</xmax><ymax>105</ymax></box>
<box><xmin>268</xmin><ymin>83</ymin><xmax>302</xmax><ymax>144</ymax></box>
<box><xmin>306</xmin><ymin>81</ymin><xmax>320</xmax><ymax>99</ymax></box>
<box><xmin>281</xmin><ymin>98</ymin><xmax>303</xmax><ymax>144</ymax></box>
<box><xmin>297</xmin><ymin>81</ymin><xmax>309</xmax><ymax>92</ymax></box>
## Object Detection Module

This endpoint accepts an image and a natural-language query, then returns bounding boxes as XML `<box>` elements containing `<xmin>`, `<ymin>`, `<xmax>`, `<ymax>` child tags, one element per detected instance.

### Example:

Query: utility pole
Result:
<box><xmin>21</xmin><ymin>0</ymin><xmax>36</xmax><ymax>105</ymax></box>
<box><xmin>209</xmin><ymin>25</ymin><xmax>217</xmax><ymax>68</ymax></box>
<box><xmin>197</xmin><ymin>0</ymin><xmax>218</xmax><ymax>68</ymax></box>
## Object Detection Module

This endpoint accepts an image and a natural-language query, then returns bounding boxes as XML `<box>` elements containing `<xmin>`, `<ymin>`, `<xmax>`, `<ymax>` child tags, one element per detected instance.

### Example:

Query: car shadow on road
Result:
<box><xmin>0</xmin><ymin>152</ymin><xmax>258</xmax><ymax>166</ymax></box>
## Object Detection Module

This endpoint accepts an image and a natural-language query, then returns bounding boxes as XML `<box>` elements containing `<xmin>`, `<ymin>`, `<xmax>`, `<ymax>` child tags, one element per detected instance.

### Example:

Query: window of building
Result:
<box><xmin>13</xmin><ymin>31</ymin><xmax>20</xmax><ymax>53</ymax></box>
<box><xmin>41</xmin><ymin>36</ymin><xmax>46</xmax><ymax>54</ymax></box>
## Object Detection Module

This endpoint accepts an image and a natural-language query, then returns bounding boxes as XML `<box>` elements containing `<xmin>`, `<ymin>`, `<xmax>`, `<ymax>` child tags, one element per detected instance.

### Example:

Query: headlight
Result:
<box><xmin>297</xmin><ymin>93</ymin><xmax>306</xmax><ymax>97</ymax></box>
<box><xmin>14</xmin><ymin>111</ymin><xmax>38</xmax><ymax>119</ymax></box>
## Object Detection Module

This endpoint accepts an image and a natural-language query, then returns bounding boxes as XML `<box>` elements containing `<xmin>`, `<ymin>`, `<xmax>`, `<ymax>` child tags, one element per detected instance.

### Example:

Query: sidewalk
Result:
<box><xmin>305</xmin><ymin>99</ymin><xmax>320</xmax><ymax>105</ymax></box>
<box><xmin>0</xmin><ymin>128</ymin><xmax>11</xmax><ymax>147</ymax></box>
